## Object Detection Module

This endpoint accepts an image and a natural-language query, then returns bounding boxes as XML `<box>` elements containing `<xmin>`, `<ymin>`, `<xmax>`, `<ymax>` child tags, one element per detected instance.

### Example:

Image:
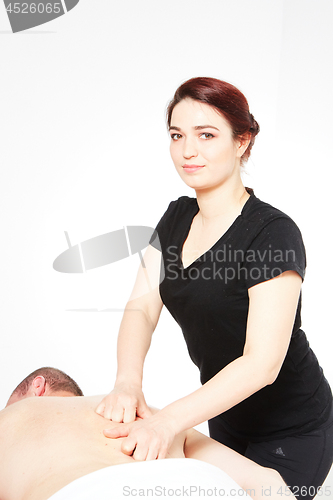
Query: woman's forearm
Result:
<box><xmin>96</xmin><ymin>302</ymin><xmax>156</xmax><ymax>420</ymax></box>
<box><xmin>115</xmin><ymin>304</ymin><xmax>155</xmax><ymax>387</ymax></box>
<box><xmin>161</xmin><ymin>353</ymin><xmax>272</xmax><ymax>433</ymax></box>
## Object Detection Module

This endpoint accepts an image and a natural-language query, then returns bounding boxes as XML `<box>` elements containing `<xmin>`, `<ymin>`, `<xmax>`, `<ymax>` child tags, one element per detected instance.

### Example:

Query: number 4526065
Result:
<box><xmin>6</xmin><ymin>3</ymin><xmax>61</xmax><ymax>14</ymax></box>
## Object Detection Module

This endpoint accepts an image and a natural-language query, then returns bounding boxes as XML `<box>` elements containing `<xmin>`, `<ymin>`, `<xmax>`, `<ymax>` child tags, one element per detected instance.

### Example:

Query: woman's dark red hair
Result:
<box><xmin>166</xmin><ymin>77</ymin><xmax>259</xmax><ymax>164</ymax></box>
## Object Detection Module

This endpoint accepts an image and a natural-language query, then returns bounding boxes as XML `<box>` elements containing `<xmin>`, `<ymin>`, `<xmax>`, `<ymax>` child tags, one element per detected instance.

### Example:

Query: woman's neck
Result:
<box><xmin>195</xmin><ymin>181</ymin><xmax>250</xmax><ymax>225</ymax></box>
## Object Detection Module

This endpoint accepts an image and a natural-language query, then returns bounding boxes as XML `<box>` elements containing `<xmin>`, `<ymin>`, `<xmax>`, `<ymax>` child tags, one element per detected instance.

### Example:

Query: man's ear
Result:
<box><xmin>30</xmin><ymin>376</ymin><xmax>47</xmax><ymax>397</ymax></box>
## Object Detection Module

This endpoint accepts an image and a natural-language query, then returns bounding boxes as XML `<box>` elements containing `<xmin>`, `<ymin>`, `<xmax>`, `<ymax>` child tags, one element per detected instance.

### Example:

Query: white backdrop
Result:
<box><xmin>0</xmin><ymin>0</ymin><xmax>332</xmax><ymax>448</ymax></box>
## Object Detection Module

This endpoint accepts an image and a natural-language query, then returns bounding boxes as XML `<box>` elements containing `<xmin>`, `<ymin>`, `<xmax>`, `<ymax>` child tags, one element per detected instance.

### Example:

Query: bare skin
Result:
<box><xmin>0</xmin><ymin>395</ymin><xmax>289</xmax><ymax>500</ymax></box>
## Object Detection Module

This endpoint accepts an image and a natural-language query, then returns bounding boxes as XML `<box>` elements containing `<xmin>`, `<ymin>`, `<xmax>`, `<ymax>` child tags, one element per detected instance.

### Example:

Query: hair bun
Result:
<box><xmin>249</xmin><ymin>113</ymin><xmax>260</xmax><ymax>136</ymax></box>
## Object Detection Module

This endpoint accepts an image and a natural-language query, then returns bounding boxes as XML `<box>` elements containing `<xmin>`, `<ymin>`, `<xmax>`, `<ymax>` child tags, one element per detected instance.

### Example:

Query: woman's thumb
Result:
<box><xmin>137</xmin><ymin>404</ymin><xmax>152</xmax><ymax>419</ymax></box>
<box><xmin>103</xmin><ymin>424</ymin><xmax>129</xmax><ymax>439</ymax></box>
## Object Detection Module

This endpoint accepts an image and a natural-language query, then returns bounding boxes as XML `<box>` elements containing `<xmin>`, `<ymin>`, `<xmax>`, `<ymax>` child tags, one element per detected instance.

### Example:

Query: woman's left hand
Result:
<box><xmin>103</xmin><ymin>412</ymin><xmax>177</xmax><ymax>461</ymax></box>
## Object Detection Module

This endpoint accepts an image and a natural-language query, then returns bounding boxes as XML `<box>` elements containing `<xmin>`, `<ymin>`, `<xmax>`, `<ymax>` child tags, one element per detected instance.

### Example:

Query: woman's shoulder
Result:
<box><xmin>241</xmin><ymin>191</ymin><xmax>305</xmax><ymax>257</ymax></box>
<box><xmin>160</xmin><ymin>195</ymin><xmax>198</xmax><ymax>217</ymax></box>
<box><xmin>244</xmin><ymin>191</ymin><xmax>301</xmax><ymax>229</ymax></box>
<box><xmin>149</xmin><ymin>196</ymin><xmax>198</xmax><ymax>250</ymax></box>
<box><xmin>169</xmin><ymin>194</ymin><xmax>197</xmax><ymax>207</ymax></box>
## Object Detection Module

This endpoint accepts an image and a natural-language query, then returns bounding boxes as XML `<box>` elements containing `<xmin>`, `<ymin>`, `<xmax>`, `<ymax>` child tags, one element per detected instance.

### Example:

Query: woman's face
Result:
<box><xmin>169</xmin><ymin>98</ymin><xmax>247</xmax><ymax>192</ymax></box>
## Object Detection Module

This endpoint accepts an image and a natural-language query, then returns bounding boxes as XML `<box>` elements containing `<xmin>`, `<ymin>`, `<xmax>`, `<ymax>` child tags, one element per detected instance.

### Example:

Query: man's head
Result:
<box><xmin>6</xmin><ymin>367</ymin><xmax>84</xmax><ymax>406</ymax></box>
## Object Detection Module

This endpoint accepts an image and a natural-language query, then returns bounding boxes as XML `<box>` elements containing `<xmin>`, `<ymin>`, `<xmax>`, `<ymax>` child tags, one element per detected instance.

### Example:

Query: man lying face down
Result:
<box><xmin>0</xmin><ymin>367</ymin><xmax>292</xmax><ymax>500</ymax></box>
<box><xmin>6</xmin><ymin>367</ymin><xmax>84</xmax><ymax>406</ymax></box>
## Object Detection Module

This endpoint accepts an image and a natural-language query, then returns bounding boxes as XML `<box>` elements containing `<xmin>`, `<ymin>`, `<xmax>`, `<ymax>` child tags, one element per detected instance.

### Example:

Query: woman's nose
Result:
<box><xmin>183</xmin><ymin>138</ymin><xmax>198</xmax><ymax>159</ymax></box>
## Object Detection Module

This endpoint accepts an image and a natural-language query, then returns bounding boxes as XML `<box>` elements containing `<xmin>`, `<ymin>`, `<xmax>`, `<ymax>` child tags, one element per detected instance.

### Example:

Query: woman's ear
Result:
<box><xmin>236</xmin><ymin>134</ymin><xmax>251</xmax><ymax>159</ymax></box>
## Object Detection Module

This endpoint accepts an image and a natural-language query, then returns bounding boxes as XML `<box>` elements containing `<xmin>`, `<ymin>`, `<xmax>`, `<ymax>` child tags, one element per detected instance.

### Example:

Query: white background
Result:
<box><xmin>0</xmin><ymin>0</ymin><xmax>332</xmax><ymax>461</ymax></box>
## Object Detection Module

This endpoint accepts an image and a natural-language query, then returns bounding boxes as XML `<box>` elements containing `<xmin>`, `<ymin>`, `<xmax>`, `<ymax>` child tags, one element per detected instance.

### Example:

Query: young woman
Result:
<box><xmin>96</xmin><ymin>77</ymin><xmax>333</xmax><ymax>499</ymax></box>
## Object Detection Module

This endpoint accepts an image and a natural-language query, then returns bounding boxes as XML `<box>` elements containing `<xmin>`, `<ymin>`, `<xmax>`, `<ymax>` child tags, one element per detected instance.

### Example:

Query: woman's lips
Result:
<box><xmin>182</xmin><ymin>164</ymin><xmax>205</xmax><ymax>173</ymax></box>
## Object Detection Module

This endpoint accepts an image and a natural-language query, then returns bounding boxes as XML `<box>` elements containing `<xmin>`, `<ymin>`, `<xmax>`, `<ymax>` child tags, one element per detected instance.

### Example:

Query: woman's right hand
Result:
<box><xmin>95</xmin><ymin>383</ymin><xmax>152</xmax><ymax>423</ymax></box>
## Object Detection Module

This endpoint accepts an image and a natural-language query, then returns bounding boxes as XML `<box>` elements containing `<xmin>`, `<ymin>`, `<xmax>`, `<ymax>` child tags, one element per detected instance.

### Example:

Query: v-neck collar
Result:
<box><xmin>179</xmin><ymin>188</ymin><xmax>255</xmax><ymax>271</ymax></box>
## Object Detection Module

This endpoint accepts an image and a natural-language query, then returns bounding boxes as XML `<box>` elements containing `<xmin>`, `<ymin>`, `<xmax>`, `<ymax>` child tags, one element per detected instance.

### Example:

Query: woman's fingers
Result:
<box><xmin>104</xmin><ymin>405</ymin><xmax>115</xmax><ymax>421</ymax></box>
<box><xmin>122</xmin><ymin>435</ymin><xmax>141</xmax><ymax>457</ymax></box>
<box><xmin>95</xmin><ymin>394</ymin><xmax>115</xmax><ymax>420</ymax></box>
<box><xmin>128</xmin><ymin>433</ymin><xmax>168</xmax><ymax>461</ymax></box>
<box><xmin>157</xmin><ymin>444</ymin><xmax>169</xmax><ymax>460</ymax></box>
<box><xmin>145</xmin><ymin>439</ymin><xmax>162</xmax><ymax>461</ymax></box>
<box><xmin>104</xmin><ymin>423</ymin><xmax>130</xmax><ymax>439</ymax></box>
<box><xmin>104</xmin><ymin>414</ymin><xmax>176</xmax><ymax>462</ymax></box>
<box><xmin>123</xmin><ymin>406</ymin><xmax>137</xmax><ymax>424</ymax></box>
<box><xmin>109</xmin><ymin>404</ymin><xmax>125</xmax><ymax>423</ymax></box>
<box><xmin>132</xmin><ymin>442</ymin><xmax>149</xmax><ymax>461</ymax></box>
<box><xmin>95</xmin><ymin>400</ymin><xmax>105</xmax><ymax>416</ymax></box>
<box><xmin>95</xmin><ymin>386</ymin><xmax>149</xmax><ymax>423</ymax></box>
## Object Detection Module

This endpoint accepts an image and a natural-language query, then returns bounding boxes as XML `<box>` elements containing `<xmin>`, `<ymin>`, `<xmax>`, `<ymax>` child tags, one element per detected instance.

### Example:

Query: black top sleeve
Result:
<box><xmin>243</xmin><ymin>217</ymin><xmax>306</xmax><ymax>289</ymax></box>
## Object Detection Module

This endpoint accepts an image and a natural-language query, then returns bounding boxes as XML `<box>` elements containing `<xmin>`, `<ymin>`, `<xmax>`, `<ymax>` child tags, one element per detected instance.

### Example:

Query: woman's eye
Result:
<box><xmin>200</xmin><ymin>132</ymin><xmax>214</xmax><ymax>139</ymax></box>
<box><xmin>170</xmin><ymin>133</ymin><xmax>182</xmax><ymax>140</ymax></box>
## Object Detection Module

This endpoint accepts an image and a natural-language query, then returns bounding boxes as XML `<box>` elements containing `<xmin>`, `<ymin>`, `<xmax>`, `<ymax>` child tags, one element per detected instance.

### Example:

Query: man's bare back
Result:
<box><xmin>0</xmin><ymin>368</ymin><xmax>291</xmax><ymax>500</ymax></box>
<box><xmin>0</xmin><ymin>395</ymin><xmax>186</xmax><ymax>500</ymax></box>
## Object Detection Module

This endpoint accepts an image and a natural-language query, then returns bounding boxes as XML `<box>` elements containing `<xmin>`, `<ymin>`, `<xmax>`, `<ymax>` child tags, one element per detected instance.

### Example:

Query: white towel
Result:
<box><xmin>48</xmin><ymin>458</ymin><xmax>249</xmax><ymax>499</ymax></box>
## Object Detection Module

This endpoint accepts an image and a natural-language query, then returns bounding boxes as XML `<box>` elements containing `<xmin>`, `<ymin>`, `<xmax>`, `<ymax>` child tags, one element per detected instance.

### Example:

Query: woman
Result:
<box><xmin>96</xmin><ymin>77</ymin><xmax>333</xmax><ymax>498</ymax></box>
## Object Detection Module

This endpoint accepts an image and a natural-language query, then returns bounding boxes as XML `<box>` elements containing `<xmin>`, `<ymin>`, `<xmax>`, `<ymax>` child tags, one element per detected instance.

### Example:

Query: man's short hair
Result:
<box><xmin>10</xmin><ymin>367</ymin><xmax>84</xmax><ymax>398</ymax></box>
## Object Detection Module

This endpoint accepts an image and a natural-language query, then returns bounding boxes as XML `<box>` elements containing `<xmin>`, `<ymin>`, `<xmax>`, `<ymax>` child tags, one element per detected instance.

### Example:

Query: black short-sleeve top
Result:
<box><xmin>149</xmin><ymin>188</ymin><xmax>332</xmax><ymax>441</ymax></box>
